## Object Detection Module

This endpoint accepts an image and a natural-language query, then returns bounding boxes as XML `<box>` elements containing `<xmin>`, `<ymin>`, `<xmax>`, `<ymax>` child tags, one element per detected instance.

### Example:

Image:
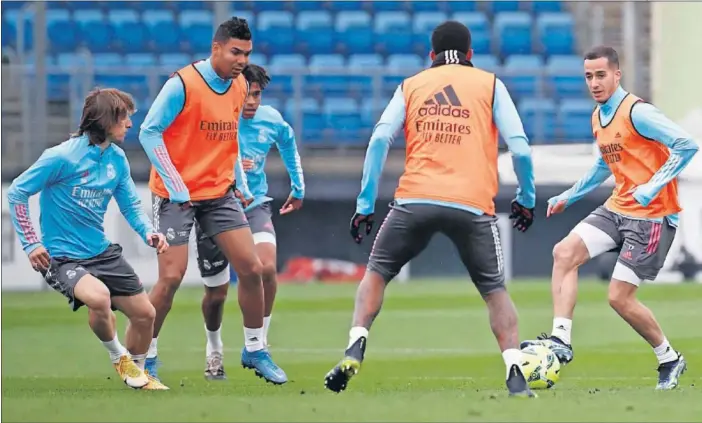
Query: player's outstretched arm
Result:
<box><xmin>356</xmin><ymin>85</ymin><xmax>406</xmax><ymax>216</ymax></box>
<box><xmin>275</xmin><ymin>119</ymin><xmax>305</xmax><ymax>200</ymax></box>
<box><xmin>630</xmin><ymin>103</ymin><xmax>700</xmax><ymax>206</ymax></box>
<box><xmin>113</xmin><ymin>155</ymin><xmax>156</xmax><ymax>244</ymax></box>
<box><xmin>492</xmin><ymin>78</ymin><xmax>536</xmax><ymax>210</ymax></box>
<box><xmin>138</xmin><ymin>76</ymin><xmax>190</xmax><ymax>203</ymax></box>
<box><xmin>7</xmin><ymin>149</ymin><xmax>64</xmax><ymax>255</ymax></box>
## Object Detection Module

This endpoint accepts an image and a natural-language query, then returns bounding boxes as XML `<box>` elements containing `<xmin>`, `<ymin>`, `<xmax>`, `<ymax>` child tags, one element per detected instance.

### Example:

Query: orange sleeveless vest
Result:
<box><xmin>395</xmin><ymin>65</ymin><xmax>499</xmax><ymax>215</ymax></box>
<box><xmin>149</xmin><ymin>63</ymin><xmax>248</xmax><ymax>201</ymax></box>
<box><xmin>592</xmin><ymin>93</ymin><xmax>681</xmax><ymax>218</ymax></box>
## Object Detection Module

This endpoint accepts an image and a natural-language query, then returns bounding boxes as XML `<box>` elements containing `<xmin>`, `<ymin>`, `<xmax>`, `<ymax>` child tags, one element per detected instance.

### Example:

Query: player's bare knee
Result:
<box><xmin>261</xmin><ymin>261</ymin><xmax>277</xmax><ymax>282</ymax></box>
<box><xmin>608</xmin><ymin>282</ymin><xmax>636</xmax><ymax>312</ymax></box>
<box><xmin>237</xmin><ymin>258</ymin><xmax>263</xmax><ymax>282</ymax></box>
<box><xmin>205</xmin><ymin>285</ymin><xmax>228</xmax><ymax>306</ymax></box>
<box><xmin>553</xmin><ymin>237</ymin><xmax>587</xmax><ymax>269</ymax></box>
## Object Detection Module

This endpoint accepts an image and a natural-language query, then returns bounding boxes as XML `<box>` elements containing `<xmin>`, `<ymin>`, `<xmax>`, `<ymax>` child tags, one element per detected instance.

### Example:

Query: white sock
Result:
<box><xmin>551</xmin><ymin>317</ymin><xmax>572</xmax><ymax>345</ymax></box>
<box><xmin>102</xmin><ymin>335</ymin><xmax>127</xmax><ymax>364</ymax></box>
<box><xmin>653</xmin><ymin>338</ymin><xmax>678</xmax><ymax>364</ymax></box>
<box><xmin>131</xmin><ymin>353</ymin><xmax>146</xmax><ymax>370</ymax></box>
<box><xmin>205</xmin><ymin>324</ymin><xmax>223</xmax><ymax>356</ymax></box>
<box><xmin>263</xmin><ymin>315</ymin><xmax>272</xmax><ymax>347</ymax></box>
<box><xmin>502</xmin><ymin>348</ymin><xmax>523</xmax><ymax>380</ymax></box>
<box><xmin>347</xmin><ymin>326</ymin><xmax>369</xmax><ymax>350</ymax></box>
<box><xmin>147</xmin><ymin>338</ymin><xmax>158</xmax><ymax>359</ymax></box>
<box><xmin>244</xmin><ymin>327</ymin><xmax>264</xmax><ymax>352</ymax></box>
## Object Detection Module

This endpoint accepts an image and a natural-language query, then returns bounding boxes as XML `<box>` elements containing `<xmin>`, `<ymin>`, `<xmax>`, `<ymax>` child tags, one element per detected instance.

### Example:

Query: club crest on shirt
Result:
<box><xmin>106</xmin><ymin>163</ymin><xmax>116</xmax><ymax>180</ymax></box>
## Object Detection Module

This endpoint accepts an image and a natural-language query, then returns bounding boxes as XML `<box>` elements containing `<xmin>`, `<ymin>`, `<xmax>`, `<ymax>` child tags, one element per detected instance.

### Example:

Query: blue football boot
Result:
<box><xmin>241</xmin><ymin>347</ymin><xmax>288</xmax><ymax>385</ymax></box>
<box><xmin>656</xmin><ymin>353</ymin><xmax>687</xmax><ymax>390</ymax></box>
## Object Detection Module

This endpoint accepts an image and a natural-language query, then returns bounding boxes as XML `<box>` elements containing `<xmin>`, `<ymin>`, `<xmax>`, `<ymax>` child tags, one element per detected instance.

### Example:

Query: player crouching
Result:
<box><xmin>7</xmin><ymin>88</ymin><xmax>169</xmax><ymax>391</ymax></box>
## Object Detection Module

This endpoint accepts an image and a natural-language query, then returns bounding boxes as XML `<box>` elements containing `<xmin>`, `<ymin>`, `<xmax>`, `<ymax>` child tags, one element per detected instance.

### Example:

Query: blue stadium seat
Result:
<box><xmin>560</xmin><ymin>99</ymin><xmax>595</xmax><ymax>142</ymax></box>
<box><xmin>107</xmin><ymin>9</ymin><xmax>138</xmax><ymax>25</ymax></box>
<box><xmin>125</xmin><ymin>53</ymin><xmax>157</xmax><ymax>68</ymax></box>
<box><xmin>306</xmin><ymin>54</ymin><xmax>348</xmax><ymax>97</ymax></box>
<box><xmin>247</xmin><ymin>0</ymin><xmax>286</xmax><ymax>12</ymax></box>
<box><xmin>47</xmin><ymin>10</ymin><xmax>78</xmax><ymax>53</ymax></box>
<box><xmin>360</xmin><ymin>100</ymin><xmax>385</xmax><ymax>127</ymax></box>
<box><xmin>472</xmin><ymin>54</ymin><xmax>500</xmax><ymax>73</ymax></box>
<box><xmin>530</xmin><ymin>1</ymin><xmax>562</xmax><ymax>13</ymax></box>
<box><xmin>386</xmin><ymin>54</ymin><xmax>422</xmax><ymax>72</ymax></box>
<box><xmin>451</xmin><ymin>12</ymin><xmax>490</xmax><ymax>53</ymax></box>
<box><xmin>494</xmin><ymin>12</ymin><xmax>533</xmax><ymax>56</ymax></box>
<box><xmin>257</xmin><ymin>11</ymin><xmax>295</xmax><ymax>54</ymax></box>
<box><xmin>447</xmin><ymin>1</ymin><xmax>477</xmax><ymax>12</ymax></box>
<box><xmin>57</xmin><ymin>52</ymin><xmax>91</xmax><ymax>69</ymax></box>
<box><xmin>269</xmin><ymin>54</ymin><xmax>306</xmax><ymax>69</ymax></box>
<box><xmin>143</xmin><ymin>10</ymin><xmax>179</xmax><ymax>53</ymax></box>
<box><xmin>179</xmin><ymin>11</ymin><xmax>213</xmax><ymax>53</ymax></box>
<box><xmin>502</xmin><ymin>55</ymin><xmax>544</xmax><ymax>99</ymax></box>
<box><xmin>268</xmin><ymin>54</ymin><xmax>305</xmax><ymax>96</ymax></box>
<box><xmin>519</xmin><ymin>98</ymin><xmax>557</xmax><ymax>143</ymax></box>
<box><xmin>370</xmin><ymin>1</ymin><xmax>407</xmax><ymax>12</ymax></box>
<box><xmin>248</xmin><ymin>53</ymin><xmax>268</xmax><ymax>66</ymax></box>
<box><xmin>324</xmin><ymin>98</ymin><xmax>361</xmax><ymax>142</ymax></box>
<box><xmin>537</xmin><ymin>12</ymin><xmax>574</xmax><ymax>55</ymax></box>
<box><xmin>136</xmin><ymin>1</ymin><xmax>168</xmax><ymax>10</ymax></box>
<box><xmin>229</xmin><ymin>10</ymin><xmax>254</xmax><ymax>25</ymax></box>
<box><xmin>92</xmin><ymin>53</ymin><xmax>124</xmax><ymax>68</ymax></box>
<box><xmin>328</xmin><ymin>0</ymin><xmax>362</xmax><ymax>12</ymax></box>
<box><xmin>289</xmin><ymin>1</ymin><xmax>326</xmax><ymax>12</ymax></box>
<box><xmin>413</xmin><ymin>12</ymin><xmax>447</xmax><ymax>53</ymax></box>
<box><xmin>261</xmin><ymin>97</ymin><xmax>282</xmax><ymax>112</ymax></box>
<box><xmin>335</xmin><ymin>11</ymin><xmax>372</xmax><ymax>55</ymax></box>
<box><xmin>66</xmin><ymin>1</ymin><xmax>100</xmax><ymax>10</ymax></box>
<box><xmin>485</xmin><ymin>1</ymin><xmax>521</xmax><ymax>14</ymax></box>
<box><xmin>94</xmin><ymin>73</ymin><xmax>149</xmax><ymax>99</ymax></box>
<box><xmin>409</xmin><ymin>1</ymin><xmax>446</xmax><ymax>12</ymax></box>
<box><xmin>546</xmin><ymin>55</ymin><xmax>584</xmax><ymax>98</ymax></box>
<box><xmin>114</xmin><ymin>20</ymin><xmax>148</xmax><ymax>53</ymax></box>
<box><xmin>175</xmin><ymin>1</ymin><xmax>210</xmax><ymax>10</ymax></box>
<box><xmin>309</xmin><ymin>54</ymin><xmax>345</xmax><ymax>70</ymax></box>
<box><xmin>77</xmin><ymin>13</ymin><xmax>114</xmax><ymax>53</ymax></box>
<box><xmin>296</xmin><ymin>11</ymin><xmax>334</xmax><ymax>54</ymax></box>
<box><xmin>348</xmin><ymin>54</ymin><xmax>384</xmax><ymax>70</ymax></box>
<box><xmin>159</xmin><ymin>53</ymin><xmax>192</xmax><ymax>69</ymax></box>
<box><xmin>286</xmin><ymin>98</ymin><xmax>323</xmax><ymax>142</ymax></box>
<box><xmin>48</xmin><ymin>73</ymin><xmax>70</xmax><ymax>101</ymax></box>
<box><xmin>374</xmin><ymin>11</ymin><xmax>412</xmax><ymax>54</ymax></box>
<box><xmin>73</xmin><ymin>9</ymin><xmax>103</xmax><ymax>25</ymax></box>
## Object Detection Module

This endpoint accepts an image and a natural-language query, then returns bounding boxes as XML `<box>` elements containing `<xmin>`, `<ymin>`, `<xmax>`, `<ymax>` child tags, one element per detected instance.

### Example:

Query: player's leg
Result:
<box><xmin>195</xmin><ymin>222</ymin><xmax>230</xmax><ymax>380</ymax></box>
<box><xmin>145</xmin><ymin>196</ymin><xmax>196</xmax><ymax>378</ymax></box>
<box><xmin>44</xmin><ymin>261</ymin><xmax>148</xmax><ymax>389</ymax></box>
<box><xmin>196</xmin><ymin>192</ymin><xmax>286</xmax><ymax>384</ymax></box>
<box><xmin>443</xmin><ymin>211</ymin><xmax>533</xmax><ymax>398</ymax></box>
<box><xmin>608</xmin><ymin>220</ymin><xmax>686</xmax><ymax>390</ymax></box>
<box><xmin>324</xmin><ymin>203</ymin><xmax>435</xmax><ymax>393</ymax></box>
<box><xmin>247</xmin><ymin>203</ymin><xmax>278</xmax><ymax>347</ymax></box>
<box><xmin>522</xmin><ymin>206</ymin><xmax>620</xmax><ymax>363</ymax></box>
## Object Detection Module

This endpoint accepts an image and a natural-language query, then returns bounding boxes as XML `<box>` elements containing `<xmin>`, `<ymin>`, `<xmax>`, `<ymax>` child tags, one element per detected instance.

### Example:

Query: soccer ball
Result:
<box><xmin>520</xmin><ymin>344</ymin><xmax>561</xmax><ymax>389</ymax></box>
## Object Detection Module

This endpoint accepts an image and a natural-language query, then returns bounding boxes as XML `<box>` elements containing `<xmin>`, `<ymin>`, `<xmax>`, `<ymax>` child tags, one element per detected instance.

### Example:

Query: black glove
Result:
<box><xmin>509</xmin><ymin>200</ymin><xmax>535</xmax><ymax>232</ymax></box>
<box><xmin>350</xmin><ymin>212</ymin><xmax>374</xmax><ymax>244</ymax></box>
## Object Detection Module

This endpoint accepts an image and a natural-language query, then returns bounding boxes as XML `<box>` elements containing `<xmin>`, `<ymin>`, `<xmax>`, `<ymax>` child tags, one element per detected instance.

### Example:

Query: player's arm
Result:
<box><xmin>7</xmin><ymin>150</ymin><xmax>64</xmax><ymax>268</ymax></box>
<box><xmin>356</xmin><ymin>85</ymin><xmax>406</xmax><ymax>216</ymax></box>
<box><xmin>138</xmin><ymin>76</ymin><xmax>190</xmax><ymax>203</ymax></box>
<box><xmin>275</xmin><ymin>119</ymin><xmax>305</xmax><ymax>200</ymax></box>
<box><xmin>113</xmin><ymin>157</ymin><xmax>156</xmax><ymax>244</ymax></box>
<box><xmin>549</xmin><ymin>152</ymin><xmax>612</xmax><ymax>210</ymax></box>
<box><xmin>630</xmin><ymin>103</ymin><xmax>700</xmax><ymax>206</ymax></box>
<box><xmin>492</xmin><ymin>77</ymin><xmax>536</xmax><ymax>210</ymax></box>
<box><xmin>234</xmin><ymin>154</ymin><xmax>253</xmax><ymax>200</ymax></box>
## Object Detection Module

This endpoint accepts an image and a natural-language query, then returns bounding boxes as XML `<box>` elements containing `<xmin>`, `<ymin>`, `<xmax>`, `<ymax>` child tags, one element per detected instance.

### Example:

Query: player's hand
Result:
<box><xmin>280</xmin><ymin>195</ymin><xmax>303</xmax><ymax>215</ymax></box>
<box><xmin>234</xmin><ymin>189</ymin><xmax>253</xmax><ymax>208</ymax></box>
<box><xmin>28</xmin><ymin>245</ymin><xmax>51</xmax><ymax>272</ymax></box>
<box><xmin>242</xmin><ymin>158</ymin><xmax>255</xmax><ymax>172</ymax></box>
<box><xmin>147</xmin><ymin>233</ymin><xmax>169</xmax><ymax>254</ymax></box>
<box><xmin>350</xmin><ymin>212</ymin><xmax>374</xmax><ymax>244</ymax></box>
<box><xmin>509</xmin><ymin>200</ymin><xmax>535</xmax><ymax>232</ymax></box>
<box><xmin>546</xmin><ymin>197</ymin><xmax>567</xmax><ymax>217</ymax></box>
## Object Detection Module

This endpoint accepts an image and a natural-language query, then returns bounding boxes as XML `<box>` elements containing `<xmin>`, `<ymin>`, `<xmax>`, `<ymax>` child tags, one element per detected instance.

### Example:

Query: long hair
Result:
<box><xmin>72</xmin><ymin>88</ymin><xmax>135</xmax><ymax>145</ymax></box>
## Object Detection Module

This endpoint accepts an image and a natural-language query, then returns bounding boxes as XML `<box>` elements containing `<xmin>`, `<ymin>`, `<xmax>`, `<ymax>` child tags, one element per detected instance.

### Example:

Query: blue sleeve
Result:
<box><xmin>234</xmin><ymin>154</ymin><xmax>253</xmax><ymax>200</ymax></box>
<box><xmin>7</xmin><ymin>149</ymin><xmax>64</xmax><ymax>254</ymax></box>
<box><xmin>275</xmin><ymin>119</ymin><xmax>305</xmax><ymax>199</ymax></box>
<box><xmin>492</xmin><ymin>78</ymin><xmax>536</xmax><ymax>208</ymax></box>
<box><xmin>113</xmin><ymin>157</ymin><xmax>154</xmax><ymax>244</ymax></box>
<box><xmin>631</xmin><ymin>103</ymin><xmax>700</xmax><ymax>206</ymax></box>
<box><xmin>138</xmin><ymin>76</ymin><xmax>190</xmax><ymax>203</ymax></box>
<box><xmin>356</xmin><ymin>85</ymin><xmax>406</xmax><ymax>215</ymax></box>
<box><xmin>550</xmin><ymin>153</ymin><xmax>612</xmax><ymax>208</ymax></box>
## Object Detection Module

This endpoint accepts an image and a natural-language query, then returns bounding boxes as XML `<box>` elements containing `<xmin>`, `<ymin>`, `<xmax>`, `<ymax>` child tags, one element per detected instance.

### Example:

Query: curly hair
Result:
<box><xmin>213</xmin><ymin>16</ymin><xmax>252</xmax><ymax>43</ymax></box>
<box><xmin>242</xmin><ymin>64</ymin><xmax>271</xmax><ymax>90</ymax></box>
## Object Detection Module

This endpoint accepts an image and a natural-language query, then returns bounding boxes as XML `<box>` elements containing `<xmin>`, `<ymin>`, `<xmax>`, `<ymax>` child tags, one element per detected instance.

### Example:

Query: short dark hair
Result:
<box><xmin>73</xmin><ymin>88</ymin><xmax>135</xmax><ymax>144</ymax></box>
<box><xmin>213</xmin><ymin>16</ymin><xmax>252</xmax><ymax>43</ymax></box>
<box><xmin>584</xmin><ymin>45</ymin><xmax>619</xmax><ymax>68</ymax></box>
<box><xmin>242</xmin><ymin>64</ymin><xmax>271</xmax><ymax>90</ymax></box>
<box><xmin>431</xmin><ymin>21</ymin><xmax>472</xmax><ymax>55</ymax></box>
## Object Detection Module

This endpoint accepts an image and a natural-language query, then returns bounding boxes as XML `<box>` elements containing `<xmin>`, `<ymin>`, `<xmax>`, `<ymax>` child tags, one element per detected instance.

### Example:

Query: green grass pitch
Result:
<box><xmin>2</xmin><ymin>279</ymin><xmax>701</xmax><ymax>422</ymax></box>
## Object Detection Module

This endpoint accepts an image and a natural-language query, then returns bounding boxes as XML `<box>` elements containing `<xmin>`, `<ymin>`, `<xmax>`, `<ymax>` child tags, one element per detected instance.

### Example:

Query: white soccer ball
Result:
<box><xmin>520</xmin><ymin>344</ymin><xmax>561</xmax><ymax>389</ymax></box>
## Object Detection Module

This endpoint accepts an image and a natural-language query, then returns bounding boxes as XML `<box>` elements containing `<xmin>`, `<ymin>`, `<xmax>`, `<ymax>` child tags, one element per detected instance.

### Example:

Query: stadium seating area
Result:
<box><xmin>1</xmin><ymin>1</ymin><xmax>594</xmax><ymax>145</ymax></box>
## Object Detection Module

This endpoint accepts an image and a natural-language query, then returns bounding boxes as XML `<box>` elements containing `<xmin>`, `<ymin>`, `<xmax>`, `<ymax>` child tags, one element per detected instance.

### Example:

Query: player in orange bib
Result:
<box><xmin>521</xmin><ymin>46</ymin><xmax>699</xmax><ymax>390</ymax></box>
<box><xmin>324</xmin><ymin>21</ymin><xmax>538</xmax><ymax>398</ymax></box>
<box><xmin>138</xmin><ymin>17</ymin><xmax>286</xmax><ymax>385</ymax></box>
